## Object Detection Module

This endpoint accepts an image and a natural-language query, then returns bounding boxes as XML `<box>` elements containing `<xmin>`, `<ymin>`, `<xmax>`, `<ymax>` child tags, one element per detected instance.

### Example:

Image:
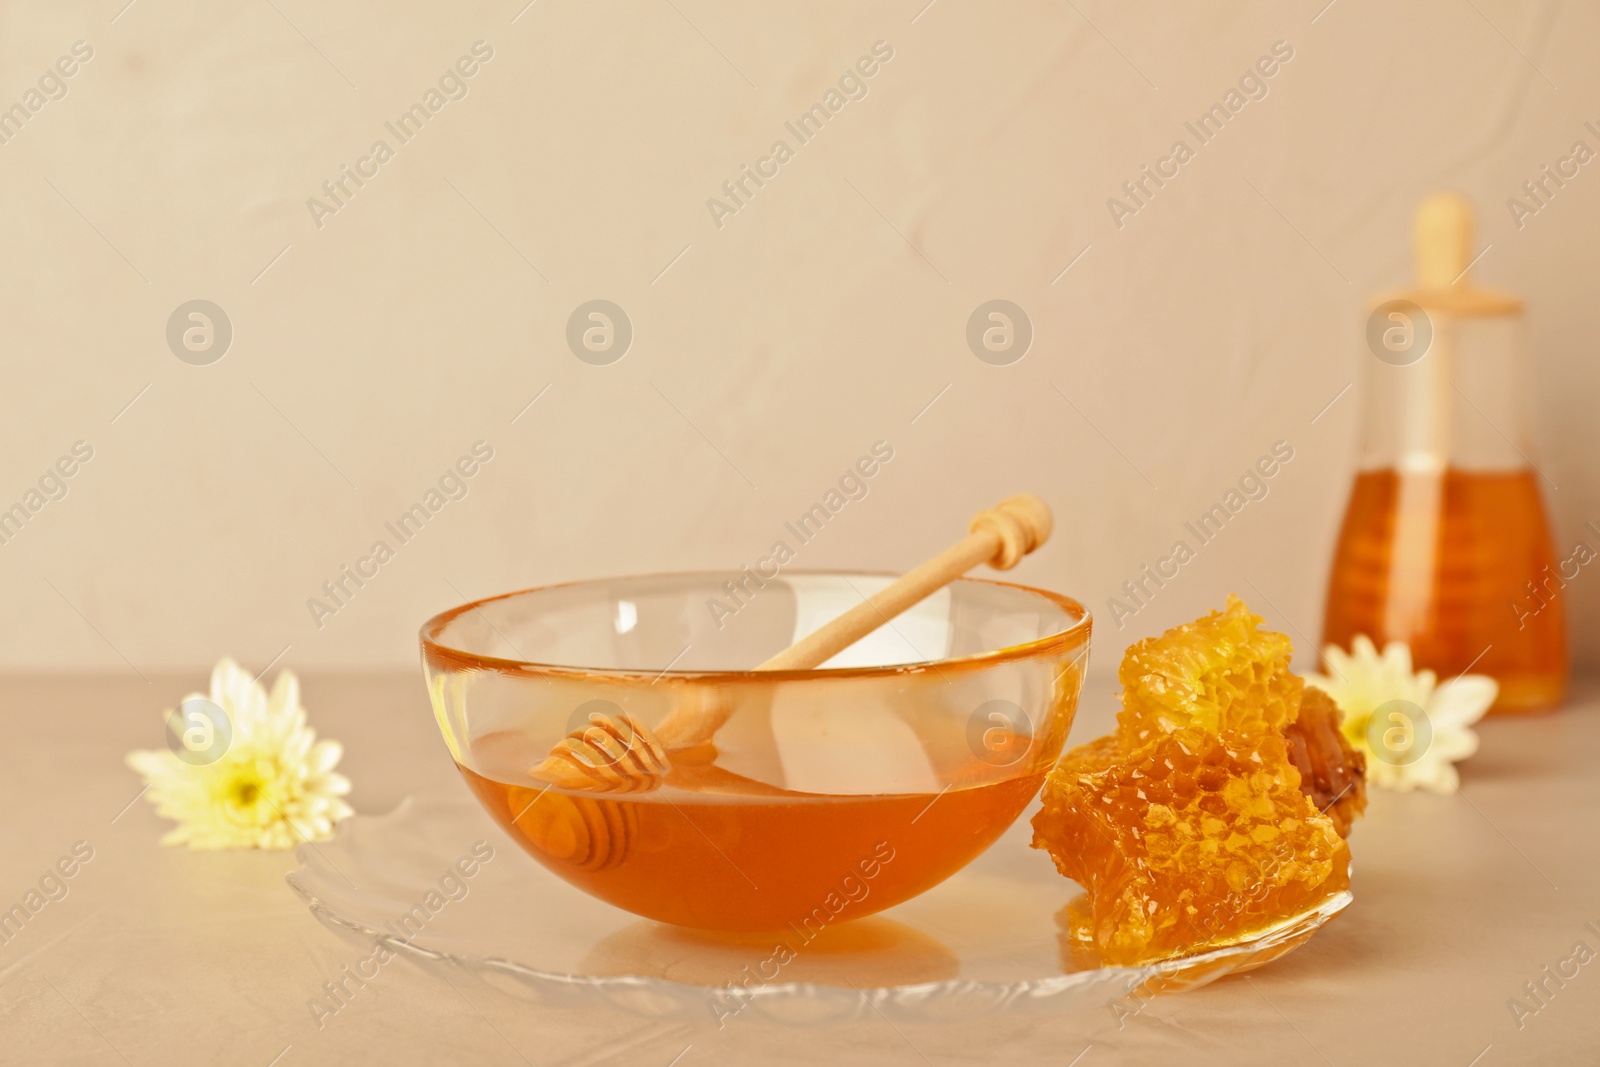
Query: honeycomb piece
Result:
<box><xmin>1284</xmin><ymin>686</ymin><xmax>1367</xmax><ymax>838</ymax></box>
<box><xmin>1032</xmin><ymin>597</ymin><xmax>1358</xmax><ymax>966</ymax></box>
<box><xmin>1033</xmin><ymin>728</ymin><xmax>1349</xmax><ymax>965</ymax></box>
<box><xmin>1116</xmin><ymin>595</ymin><xmax>1302</xmax><ymax>754</ymax></box>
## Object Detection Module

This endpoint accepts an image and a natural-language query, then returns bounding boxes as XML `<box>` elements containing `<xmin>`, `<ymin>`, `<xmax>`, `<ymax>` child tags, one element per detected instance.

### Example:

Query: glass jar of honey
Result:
<box><xmin>1322</xmin><ymin>193</ymin><xmax>1568</xmax><ymax>713</ymax></box>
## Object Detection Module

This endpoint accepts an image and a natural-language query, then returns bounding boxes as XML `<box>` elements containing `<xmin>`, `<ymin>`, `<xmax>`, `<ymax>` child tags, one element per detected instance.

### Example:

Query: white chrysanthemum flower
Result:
<box><xmin>1304</xmin><ymin>635</ymin><xmax>1496</xmax><ymax>794</ymax></box>
<box><xmin>126</xmin><ymin>658</ymin><xmax>353</xmax><ymax>849</ymax></box>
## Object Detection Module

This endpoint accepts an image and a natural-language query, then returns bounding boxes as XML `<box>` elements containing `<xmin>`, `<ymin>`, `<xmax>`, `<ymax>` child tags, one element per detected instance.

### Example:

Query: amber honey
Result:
<box><xmin>459</xmin><ymin>728</ymin><xmax>1042</xmax><ymax>932</ymax></box>
<box><xmin>1323</xmin><ymin>467</ymin><xmax>1567</xmax><ymax>712</ymax></box>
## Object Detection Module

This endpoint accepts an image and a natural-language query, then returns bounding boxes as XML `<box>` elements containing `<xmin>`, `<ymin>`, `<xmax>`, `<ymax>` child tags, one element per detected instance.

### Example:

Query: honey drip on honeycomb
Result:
<box><xmin>1032</xmin><ymin>596</ymin><xmax>1361</xmax><ymax>966</ymax></box>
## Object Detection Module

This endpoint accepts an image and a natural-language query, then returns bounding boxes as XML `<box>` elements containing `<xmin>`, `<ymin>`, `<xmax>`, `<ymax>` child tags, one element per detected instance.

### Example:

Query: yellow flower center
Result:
<box><xmin>1340</xmin><ymin>708</ymin><xmax>1372</xmax><ymax>750</ymax></box>
<box><xmin>217</xmin><ymin>760</ymin><xmax>278</xmax><ymax>823</ymax></box>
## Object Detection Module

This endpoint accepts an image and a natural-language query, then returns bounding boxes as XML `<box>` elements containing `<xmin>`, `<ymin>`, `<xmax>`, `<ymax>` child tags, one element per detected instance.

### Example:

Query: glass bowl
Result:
<box><xmin>419</xmin><ymin>571</ymin><xmax>1092</xmax><ymax>932</ymax></box>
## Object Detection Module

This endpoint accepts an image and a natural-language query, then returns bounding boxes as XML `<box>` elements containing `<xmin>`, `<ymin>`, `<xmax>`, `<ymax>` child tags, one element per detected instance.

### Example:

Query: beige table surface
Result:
<box><xmin>2</xmin><ymin>670</ymin><xmax>1597</xmax><ymax>1066</ymax></box>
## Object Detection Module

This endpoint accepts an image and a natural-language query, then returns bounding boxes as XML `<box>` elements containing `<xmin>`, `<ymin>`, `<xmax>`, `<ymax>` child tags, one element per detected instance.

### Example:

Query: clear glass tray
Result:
<box><xmin>285</xmin><ymin>796</ymin><xmax>1350</xmax><ymax>1025</ymax></box>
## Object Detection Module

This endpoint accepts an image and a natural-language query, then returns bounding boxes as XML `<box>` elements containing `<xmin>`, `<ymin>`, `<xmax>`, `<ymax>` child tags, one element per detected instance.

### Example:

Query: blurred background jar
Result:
<box><xmin>1322</xmin><ymin>193</ymin><xmax>1568</xmax><ymax>713</ymax></box>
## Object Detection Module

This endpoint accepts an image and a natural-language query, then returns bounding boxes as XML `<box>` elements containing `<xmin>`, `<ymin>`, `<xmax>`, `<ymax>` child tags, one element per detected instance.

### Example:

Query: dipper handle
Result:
<box><xmin>752</xmin><ymin>493</ymin><xmax>1053</xmax><ymax>673</ymax></box>
<box><xmin>540</xmin><ymin>494</ymin><xmax>1055</xmax><ymax>775</ymax></box>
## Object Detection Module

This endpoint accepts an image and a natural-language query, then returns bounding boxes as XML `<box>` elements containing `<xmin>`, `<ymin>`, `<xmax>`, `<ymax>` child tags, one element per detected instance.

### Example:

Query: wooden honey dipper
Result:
<box><xmin>529</xmin><ymin>493</ymin><xmax>1054</xmax><ymax>794</ymax></box>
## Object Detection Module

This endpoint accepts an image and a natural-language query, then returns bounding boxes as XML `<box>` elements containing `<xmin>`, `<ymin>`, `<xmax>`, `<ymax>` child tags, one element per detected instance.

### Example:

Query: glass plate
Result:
<box><xmin>285</xmin><ymin>796</ymin><xmax>1350</xmax><ymax>1025</ymax></box>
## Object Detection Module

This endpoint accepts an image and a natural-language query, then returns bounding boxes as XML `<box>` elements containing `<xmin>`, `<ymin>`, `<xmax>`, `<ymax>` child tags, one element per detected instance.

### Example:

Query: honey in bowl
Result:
<box><xmin>421</xmin><ymin>572</ymin><xmax>1092</xmax><ymax>934</ymax></box>
<box><xmin>460</xmin><ymin>730</ymin><xmax>1044</xmax><ymax>931</ymax></box>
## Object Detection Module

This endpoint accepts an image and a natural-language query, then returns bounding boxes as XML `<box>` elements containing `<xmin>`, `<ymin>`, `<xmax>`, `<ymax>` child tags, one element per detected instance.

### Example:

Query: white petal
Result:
<box><xmin>283</xmin><ymin>727</ymin><xmax>314</xmax><ymax>765</ymax></box>
<box><xmin>268</xmin><ymin>669</ymin><xmax>301</xmax><ymax>720</ymax></box>
<box><xmin>1427</xmin><ymin>729</ymin><xmax>1478</xmax><ymax>763</ymax></box>
<box><xmin>1379</xmin><ymin>640</ymin><xmax>1412</xmax><ymax>675</ymax></box>
<box><xmin>1351</xmin><ymin>634</ymin><xmax>1379</xmax><ymax>664</ymax></box>
<box><xmin>126</xmin><ymin>748</ymin><xmax>171</xmax><ymax>776</ymax></box>
<box><xmin>1429</xmin><ymin>676</ymin><xmax>1497</xmax><ymax>728</ymax></box>
<box><xmin>307</xmin><ymin>740</ymin><xmax>343</xmax><ymax>775</ymax></box>
<box><xmin>1368</xmin><ymin>761</ymin><xmax>1418</xmax><ymax>792</ymax></box>
<box><xmin>1319</xmin><ymin>648</ymin><xmax>1351</xmax><ymax>682</ymax></box>
<box><xmin>1302</xmin><ymin>673</ymin><xmax>1337</xmax><ymax>695</ymax></box>
<box><xmin>1416</xmin><ymin>760</ymin><xmax>1459</xmax><ymax>794</ymax></box>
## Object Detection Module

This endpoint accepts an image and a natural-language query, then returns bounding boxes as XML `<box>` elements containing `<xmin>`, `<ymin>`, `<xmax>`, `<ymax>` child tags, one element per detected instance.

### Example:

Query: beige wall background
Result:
<box><xmin>0</xmin><ymin>0</ymin><xmax>1595</xmax><ymax>677</ymax></box>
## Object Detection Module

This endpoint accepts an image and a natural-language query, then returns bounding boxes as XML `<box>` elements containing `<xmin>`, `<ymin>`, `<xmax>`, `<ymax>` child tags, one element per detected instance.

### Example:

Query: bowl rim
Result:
<box><xmin>419</xmin><ymin>569</ymin><xmax>1092</xmax><ymax>683</ymax></box>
